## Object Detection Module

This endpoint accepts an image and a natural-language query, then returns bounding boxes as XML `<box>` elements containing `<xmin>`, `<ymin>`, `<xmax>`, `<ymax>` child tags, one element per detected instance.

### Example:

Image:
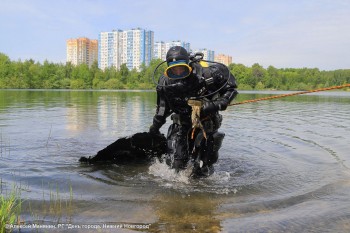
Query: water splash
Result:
<box><xmin>147</xmin><ymin>159</ymin><xmax>240</xmax><ymax>194</ymax></box>
<box><xmin>148</xmin><ymin>159</ymin><xmax>192</xmax><ymax>185</ymax></box>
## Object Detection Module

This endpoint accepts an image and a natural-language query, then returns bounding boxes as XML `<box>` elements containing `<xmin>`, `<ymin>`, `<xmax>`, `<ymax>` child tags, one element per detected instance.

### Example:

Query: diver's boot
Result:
<box><xmin>191</xmin><ymin>163</ymin><xmax>214</xmax><ymax>178</ymax></box>
<box><xmin>199</xmin><ymin>164</ymin><xmax>214</xmax><ymax>177</ymax></box>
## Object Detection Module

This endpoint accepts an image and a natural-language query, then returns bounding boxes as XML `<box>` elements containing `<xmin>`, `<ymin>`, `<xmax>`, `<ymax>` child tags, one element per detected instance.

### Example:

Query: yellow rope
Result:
<box><xmin>229</xmin><ymin>83</ymin><xmax>350</xmax><ymax>106</ymax></box>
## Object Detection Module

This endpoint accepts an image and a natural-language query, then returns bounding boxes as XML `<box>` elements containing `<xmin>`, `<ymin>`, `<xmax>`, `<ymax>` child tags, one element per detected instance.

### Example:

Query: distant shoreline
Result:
<box><xmin>1</xmin><ymin>88</ymin><xmax>349</xmax><ymax>92</ymax></box>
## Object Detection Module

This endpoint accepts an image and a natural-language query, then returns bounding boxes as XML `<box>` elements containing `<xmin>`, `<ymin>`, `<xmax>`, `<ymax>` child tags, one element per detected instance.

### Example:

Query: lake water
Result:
<box><xmin>1</xmin><ymin>89</ymin><xmax>350</xmax><ymax>233</ymax></box>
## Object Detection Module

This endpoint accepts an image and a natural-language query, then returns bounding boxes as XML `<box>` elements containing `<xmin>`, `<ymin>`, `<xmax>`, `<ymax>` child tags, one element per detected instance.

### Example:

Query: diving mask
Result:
<box><xmin>164</xmin><ymin>60</ymin><xmax>192</xmax><ymax>79</ymax></box>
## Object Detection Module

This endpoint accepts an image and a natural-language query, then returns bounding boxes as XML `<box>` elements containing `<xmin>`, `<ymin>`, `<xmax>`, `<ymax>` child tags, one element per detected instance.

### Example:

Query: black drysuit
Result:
<box><xmin>151</xmin><ymin>63</ymin><xmax>238</xmax><ymax>172</ymax></box>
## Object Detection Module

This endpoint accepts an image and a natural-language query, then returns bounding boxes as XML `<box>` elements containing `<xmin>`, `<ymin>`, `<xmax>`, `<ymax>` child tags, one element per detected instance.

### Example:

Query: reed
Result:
<box><xmin>39</xmin><ymin>181</ymin><xmax>74</xmax><ymax>220</ymax></box>
<box><xmin>0</xmin><ymin>178</ymin><xmax>75</xmax><ymax>227</ymax></box>
<box><xmin>0</xmin><ymin>130</ymin><xmax>2</xmax><ymax>157</ymax></box>
<box><xmin>0</xmin><ymin>132</ymin><xmax>10</xmax><ymax>157</ymax></box>
<box><xmin>45</xmin><ymin>124</ymin><xmax>52</xmax><ymax>148</ymax></box>
<box><xmin>0</xmin><ymin>187</ymin><xmax>22</xmax><ymax>233</ymax></box>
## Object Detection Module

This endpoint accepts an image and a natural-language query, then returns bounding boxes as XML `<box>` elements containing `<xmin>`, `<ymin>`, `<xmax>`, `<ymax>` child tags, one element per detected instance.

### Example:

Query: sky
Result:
<box><xmin>0</xmin><ymin>0</ymin><xmax>349</xmax><ymax>70</ymax></box>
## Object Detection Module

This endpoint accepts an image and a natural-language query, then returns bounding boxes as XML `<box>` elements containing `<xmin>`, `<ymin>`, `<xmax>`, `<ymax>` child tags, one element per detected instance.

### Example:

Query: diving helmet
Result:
<box><xmin>164</xmin><ymin>46</ymin><xmax>192</xmax><ymax>79</ymax></box>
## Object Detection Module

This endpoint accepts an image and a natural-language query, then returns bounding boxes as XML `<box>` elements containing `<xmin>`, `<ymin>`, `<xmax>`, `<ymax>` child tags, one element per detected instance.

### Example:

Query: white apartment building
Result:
<box><xmin>154</xmin><ymin>41</ymin><xmax>191</xmax><ymax>61</ymax></box>
<box><xmin>194</xmin><ymin>48</ymin><xmax>215</xmax><ymax>61</ymax></box>
<box><xmin>98</xmin><ymin>30</ymin><xmax>123</xmax><ymax>70</ymax></box>
<box><xmin>99</xmin><ymin>28</ymin><xmax>154</xmax><ymax>71</ymax></box>
<box><xmin>154</xmin><ymin>41</ymin><xmax>166</xmax><ymax>61</ymax></box>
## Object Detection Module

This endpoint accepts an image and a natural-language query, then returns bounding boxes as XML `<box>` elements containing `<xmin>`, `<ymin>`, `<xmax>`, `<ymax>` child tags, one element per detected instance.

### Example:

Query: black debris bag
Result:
<box><xmin>79</xmin><ymin>132</ymin><xmax>167</xmax><ymax>165</ymax></box>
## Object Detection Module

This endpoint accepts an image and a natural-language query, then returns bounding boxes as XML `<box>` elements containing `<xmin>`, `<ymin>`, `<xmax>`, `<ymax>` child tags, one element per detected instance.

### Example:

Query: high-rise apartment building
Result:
<box><xmin>154</xmin><ymin>41</ymin><xmax>166</xmax><ymax>61</ymax></box>
<box><xmin>215</xmin><ymin>54</ymin><xmax>232</xmax><ymax>66</ymax></box>
<box><xmin>67</xmin><ymin>31</ymin><xmax>230</xmax><ymax>71</ymax></box>
<box><xmin>165</xmin><ymin>41</ymin><xmax>191</xmax><ymax>54</ymax></box>
<box><xmin>66</xmin><ymin>37</ymin><xmax>98</xmax><ymax>67</ymax></box>
<box><xmin>98</xmin><ymin>30</ymin><xmax>123</xmax><ymax>70</ymax></box>
<box><xmin>99</xmin><ymin>28</ymin><xmax>154</xmax><ymax>71</ymax></box>
<box><xmin>194</xmin><ymin>48</ymin><xmax>215</xmax><ymax>61</ymax></box>
<box><xmin>154</xmin><ymin>40</ymin><xmax>191</xmax><ymax>61</ymax></box>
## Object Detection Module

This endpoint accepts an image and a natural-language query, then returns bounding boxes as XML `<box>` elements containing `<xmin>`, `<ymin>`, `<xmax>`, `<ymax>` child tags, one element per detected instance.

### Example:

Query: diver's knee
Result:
<box><xmin>208</xmin><ymin>151</ymin><xmax>219</xmax><ymax>165</ymax></box>
<box><xmin>212</xmin><ymin>131</ymin><xmax>225</xmax><ymax>152</ymax></box>
<box><xmin>206</xmin><ymin>132</ymin><xmax>225</xmax><ymax>166</ymax></box>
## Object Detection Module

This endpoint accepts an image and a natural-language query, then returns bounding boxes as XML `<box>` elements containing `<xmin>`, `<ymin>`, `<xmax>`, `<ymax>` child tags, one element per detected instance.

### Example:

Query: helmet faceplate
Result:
<box><xmin>165</xmin><ymin>46</ymin><xmax>192</xmax><ymax>79</ymax></box>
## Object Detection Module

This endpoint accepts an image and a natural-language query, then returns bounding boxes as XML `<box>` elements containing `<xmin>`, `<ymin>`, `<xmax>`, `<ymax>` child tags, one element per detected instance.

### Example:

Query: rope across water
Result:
<box><xmin>229</xmin><ymin>84</ymin><xmax>350</xmax><ymax>106</ymax></box>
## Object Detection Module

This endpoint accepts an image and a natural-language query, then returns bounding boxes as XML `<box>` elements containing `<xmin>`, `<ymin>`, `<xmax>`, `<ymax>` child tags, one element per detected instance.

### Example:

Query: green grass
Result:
<box><xmin>0</xmin><ymin>180</ymin><xmax>75</xmax><ymax>232</ymax></box>
<box><xmin>20</xmin><ymin>180</ymin><xmax>75</xmax><ymax>225</ymax></box>
<box><xmin>0</xmin><ymin>188</ymin><xmax>22</xmax><ymax>233</ymax></box>
<box><xmin>0</xmin><ymin>130</ymin><xmax>74</xmax><ymax>226</ymax></box>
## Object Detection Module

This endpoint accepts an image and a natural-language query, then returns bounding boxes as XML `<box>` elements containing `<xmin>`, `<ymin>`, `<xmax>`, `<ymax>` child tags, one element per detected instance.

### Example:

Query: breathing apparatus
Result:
<box><xmin>152</xmin><ymin>50</ymin><xmax>231</xmax><ymax>100</ymax></box>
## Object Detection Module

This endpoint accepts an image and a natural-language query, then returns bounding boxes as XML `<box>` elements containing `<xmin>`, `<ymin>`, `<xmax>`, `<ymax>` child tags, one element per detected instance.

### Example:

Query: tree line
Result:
<box><xmin>1</xmin><ymin>52</ymin><xmax>349</xmax><ymax>90</ymax></box>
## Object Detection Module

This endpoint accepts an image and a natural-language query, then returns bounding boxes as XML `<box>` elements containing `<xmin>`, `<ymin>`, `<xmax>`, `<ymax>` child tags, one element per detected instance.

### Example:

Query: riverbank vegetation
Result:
<box><xmin>0</xmin><ymin>179</ymin><xmax>74</xmax><ymax>231</ymax></box>
<box><xmin>0</xmin><ymin>187</ymin><xmax>22</xmax><ymax>233</ymax></box>
<box><xmin>1</xmin><ymin>53</ymin><xmax>349</xmax><ymax>90</ymax></box>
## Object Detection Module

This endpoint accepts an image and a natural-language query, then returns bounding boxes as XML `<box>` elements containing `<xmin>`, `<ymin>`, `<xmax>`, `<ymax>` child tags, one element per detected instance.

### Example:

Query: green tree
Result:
<box><xmin>0</xmin><ymin>53</ymin><xmax>11</xmax><ymax>88</ymax></box>
<box><xmin>104</xmin><ymin>78</ymin><xmax>123</xmax><ymax>89</ymax></box>
<box><xmin>229</xmin><ymin>63</ymin><xmax>251</xmax><ymax>89</ymax></box>
<box><xmin>119</xmin><ymin>63</ymin><xmax>129</xmax><ymax>84</ymax></box>
<box><xmin>250</xmin><ymin>63</ymin><xmax>266</xmax><ymax>89</ymax></box>
<box><xmin>0</xmin><ymin>52</ymin><xmax>349</xmax><ymax>90</ymax></box>
<box><xmin>70</xmin><ymin>79</ymin><xmax>85</xmax><ymax>89</ymax></box>
<box><xmin>265</xmin><ymin>65</ymin><xmax>281</xmax><ymax>89</ymax></box>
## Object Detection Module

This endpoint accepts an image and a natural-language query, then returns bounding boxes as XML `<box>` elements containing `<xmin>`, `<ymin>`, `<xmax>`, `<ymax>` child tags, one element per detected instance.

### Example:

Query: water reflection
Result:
<box><xmin>95</xmin><ymin>95</ymin><xmax>143</xmax><ymax>134</ymax></box>
<box><xmin>149</xmin><ymin>191</ymin><xmax>222</xmax><ymax>233</ymax></box>
<box><xmin>0</xmin><ymin>90</ymin><xmax>157</xmax><ymax>137</ymax></box>
<box><xmin>1</xmin><ymin>90</ymin><xmax>350</xmax><ymax>232</ymax></box>
<box><xmin>61</xmin><ymin>91</ymin><xmax>156</xmax><ymax>136</ymax></box>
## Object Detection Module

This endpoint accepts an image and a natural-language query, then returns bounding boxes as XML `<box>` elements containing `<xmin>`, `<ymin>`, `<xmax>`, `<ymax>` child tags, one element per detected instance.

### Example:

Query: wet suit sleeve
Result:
<box><xmin>215</xmin><ymin>69</ymin><xmax>238</xmax><ymax>111</ymax></box>
<box><xmin>152</xmin><ymin>76</ymin><xmax>172</xmax><ymax>130</ymax></box>
<box><xmin>203</xmin><ymin>64</ymin><xmax>238</xmax><ymax>113</ymax></box>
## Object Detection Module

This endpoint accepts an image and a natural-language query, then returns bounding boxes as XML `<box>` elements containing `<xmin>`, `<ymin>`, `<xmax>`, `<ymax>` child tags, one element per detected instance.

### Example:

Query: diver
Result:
<box><xmin>149</xmin><ymin>46</ymin><xmax>238</xmax><ymax>177</ymax></box>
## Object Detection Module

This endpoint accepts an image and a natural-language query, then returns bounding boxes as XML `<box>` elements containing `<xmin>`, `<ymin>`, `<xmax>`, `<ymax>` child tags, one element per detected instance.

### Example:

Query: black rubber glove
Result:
<box><xmin>202</xmin><ymin>100</ymin><xmax>219</xmax><ymax>114</ymax></box>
